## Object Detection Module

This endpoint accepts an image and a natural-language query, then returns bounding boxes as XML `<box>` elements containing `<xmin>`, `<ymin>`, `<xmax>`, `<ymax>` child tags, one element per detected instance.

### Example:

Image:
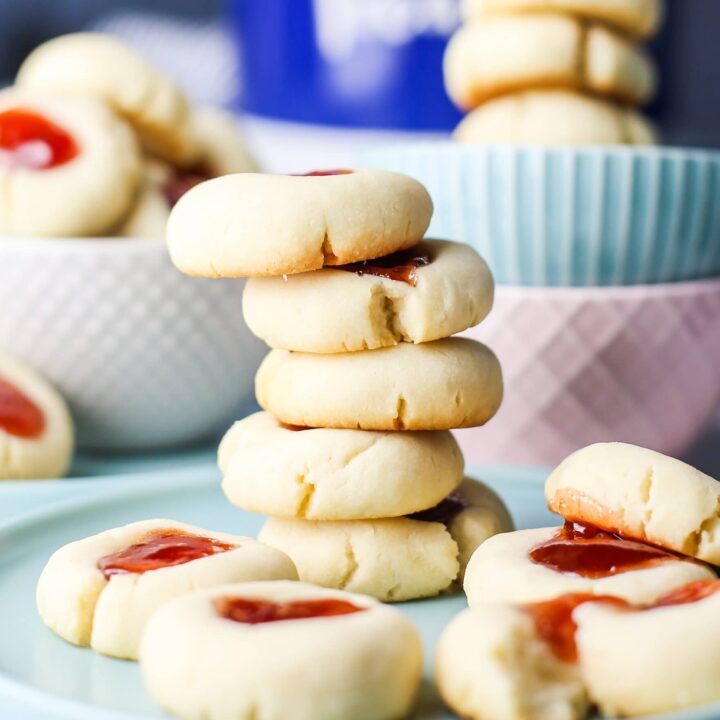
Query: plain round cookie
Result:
<box><xmin>255</xmin><ymin>338</ymin><xmax>503</xmax><ymax>431</ymax></box>
<box><xmin>219</xmin><ymin>411</ymin><xmax>464</xmax><ymax>520</ymax></box>
<box><xmin>36</xmin><ymin>519</ymin><xmax>297</xmax><ymax>659</ymax></box>
<box><xmin>167</xmin><ymin>169</ymin><xmax>433</xmax><ymax>278</ymax></box>
<box><xmin>436</xmin><ymin>604</ymin><xmax>589</xmax><ymax>720</ymax></box>
<box><xmin>0</xmin><ymin>90</ymin><xmax>141</xmax><ymax>237</ymax></box>
<box><xmin>461</xmin><ymin>0</ymin><xmax>663</xmax><ymax>38</ymax></box>
<box><xmin>0</xmin><ymin>352</ymin><xmax>73</xmax><ymax>480</ymax></box>
<box><xmin>464</xmin><ymin>527</ymin><xmax>715</xmax><ymax>607</ymax></box>
<box><xmin>576</xmin><ymin>584</ymin><xmax>720</xmax><ymax>716</ymax></box>
<box><xmin>259</xmin><ymin>516</ymin><xmax>459</xmax><ymax>601</ymax></box>
<box><xmin>243</xmin><ymin>240</ymin><xmax>494</xmax><ymax>353</ymax></box>
<box><xmin>17</xmin><ymin>33</ymin><xmax>199</xmax><ymax>165</ymax></box>
<box><xmin>140</xmin><ymin>581</ymin><xmax>422</xmax><ymax>720</ymax></box>
<box><xmin>454</xmin><ymin>90</ymin><xmax>657</xmax><ymax>145</ymax></box>
<box><xmin>444</xmin><ymin>16</ymin><xmax>656</xmax><ymax>109</ymax></box>
<box><xmin>546</xmin><ymin>442</ymin><xmax>720</xmax><ymax>564</ymax></box>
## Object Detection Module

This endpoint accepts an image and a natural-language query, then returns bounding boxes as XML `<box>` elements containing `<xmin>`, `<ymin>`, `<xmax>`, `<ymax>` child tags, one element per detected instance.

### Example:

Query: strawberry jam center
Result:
<box><xmin>529</xmin><ymin>521</ymin><xmax>678</xmax><ymax>578</ymax></box>
<box><xmin>338</xmin><ymin>249</ymin><xmax>430</xmax><ymax>286</ymax></box>
<box><xmin>97</xmin><ymin>529</ymin><xmax>235</xmax><ymax>579</ymax></box>
<box><xmin>0</xmin><ymin>109</ymin><xmax>79</xmax><ymax>169</ymax></box>
<box><xmin>214</xmin><ymin>596</ymin><xmax>365</xmax><ymax>624</ymax></box>
<box><xmin>525</xmin><ymin>593</ymin><xmax>629</xmax><ymax>663</ymax></box>
<box><xmin>526</xmin><ymin>580</ymin><xmax>720</xmax><ymax>663</ymax></box>
<box><xmin>0</xmin><ymin>378</ymin><xmax>45</xmax><ymax>438</ymax></box>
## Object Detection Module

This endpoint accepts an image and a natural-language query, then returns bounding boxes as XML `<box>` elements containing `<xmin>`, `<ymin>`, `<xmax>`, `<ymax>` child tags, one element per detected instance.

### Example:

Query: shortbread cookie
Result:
<box><xmin>436</xmin><ymin>602</ymin><xmax>589</xmax><ymax>720</ymax></box>
<box><xmin>410</xmin><ymin>477</ymin><xmax>514</xmax><ymax>582</ymax></box>
<box><xmin>577</xmin><ymin>580</ymin><xmax>720</xmax><ymax>716</ymax></box>
<box><xmin>464</xmin><ymin>526</ymin><xmax>714</xmax><ymax>607</ymax></box>
<box><xmin>259</xmin><ymin>478</ymin><xmax>511</xmax><ymax>600</ymax></box>
<box><xmin>219</xmin><ymin>411</ymin><xmax>464</xmax><ymax>520</ymax></box>
<box><xmin>36</xmin><ymin>519</ymin><xmax>297</xmax><ymax>659</ymax></box>
<box><xmin>445</xmin><ymin>15</ymin><xmax>656</xmax><ymax>109</ymax></box>
<box><xmin>256</xmin><ymin>338</ymin><xmax>503</xmax><ymax>431</ymax></box>
<box><xmin>546</xmin><ymin>442</ymin><xmax>720</xmax><ymax>564</ymax></box>
<box><xmin>115</xmin><ymin>162</ymin><xmax>171</xmax><ymax>239</ymax></box>
<box><xmin>119</xmin><ymin>111</ymin><xmax>257</xmax><ymax>239</ymax></box>
<box><xmin>243</xmin><ymin>240</ymin><xmax>494</xmax><ymax>353</ymax></box>
<box><xmin>140</xmin><ymin>581</ymin><xmax>422</xmax><ymax>720</ymax></box>
<box><xmin>167</xmin><ymin>169</ymin><xmax>433</xmax><ymax>277</ymax></box>
<box><xmin>461</xmin><ymin>0</ymin><xmax>663</xmax><ymax>38</ymax></box>
<box><xmin>192</xmin><ymin>107</ymin><xmax>257</xmax><ymax>176</ymax></box>
<box><xmin>259</xmin><ymin>516</ymin><xmax>459</xmax><ymax>601</ymax></box>
<box><xmin>0</xmin><ymin>90</ymin><xmax>141</xmax><ymax>236</ymax></box>
<box><xmin>17</xmin><ymin>33</ymin><xmax>199</xmax><ymax>165</ymax></box>
<box><xmin>0</xmin><ymin>352</ymin><xmax>73</xmax><ymax>480</ymax></box>
<box><xmin>439</xmin><ymin>580</ymin><xmax>720</xmax><ymax>720</ymax></box>
<box><xmin>454</xmin><ymin>90</ymin><xmax>657</xmax><ymax>145</ymax></box>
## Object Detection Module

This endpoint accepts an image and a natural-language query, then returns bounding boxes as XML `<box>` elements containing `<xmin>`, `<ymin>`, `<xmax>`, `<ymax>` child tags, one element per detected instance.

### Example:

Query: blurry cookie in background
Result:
<box><xmin>17</xmin><ymin>32</ymin><xmax>199</xmax><ymax>166</ymax></box>
<box><xmin>461</xmin><ymin>0</ymin><xmax>664</xmax><ymax>39</ymax></box>
<box><xmin>454</xmin><ymin>90</ymin><xmax>657</xmax><ymax>145</ymax></box>
<box><xmin>0</xmin><ymin>351</ymin><xmax>73</xmax><ymax>479</ymax></box>
<box><xmin>0</xmin><ymin>89</ymin><xmax>141</xmax><ymax>237</ymax></box>
<box><xmin>118</xmin><ymin>109</ymin><xmax>258</xmax><ymax>240</ymax></box>
<box><xmin>445</xmin><ymin>15</ymin><xmax>656</xmax><ymax>108</ymax></box>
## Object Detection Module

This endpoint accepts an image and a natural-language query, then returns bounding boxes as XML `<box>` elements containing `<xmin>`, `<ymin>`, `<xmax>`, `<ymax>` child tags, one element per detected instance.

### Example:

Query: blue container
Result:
<box><xmin>228</xmin><ymin>0</ymin><xmax>462</xmax><ymax>131</ymax></box>
<box><xmin>359</xmin><ymin>143</ymin><xmax>720</xmax><ymax>286</ymax></box>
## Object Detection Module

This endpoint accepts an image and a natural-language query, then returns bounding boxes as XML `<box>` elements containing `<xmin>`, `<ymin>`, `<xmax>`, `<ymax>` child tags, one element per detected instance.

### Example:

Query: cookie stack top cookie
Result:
<box><xmin>168</xmin><ymin>169</ymin><xmax>512</xmax><ymax>602</ymax></box>
<box><xmin>444</xmin><ymin>0</ymin><xmax>664</xmax><ymax>144</ymax></box>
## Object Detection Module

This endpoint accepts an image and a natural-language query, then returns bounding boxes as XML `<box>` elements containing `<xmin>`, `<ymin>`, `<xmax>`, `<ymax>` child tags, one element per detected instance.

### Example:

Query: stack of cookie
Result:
<box><xmin>444</xmin><ymin>0</ymin><xmax>663</xmax><ymax>144</ymax></box>
<box><xmin>167</xmin><ymin>168</ymin><xmax>513</xmax><ymax>601</ymax></box>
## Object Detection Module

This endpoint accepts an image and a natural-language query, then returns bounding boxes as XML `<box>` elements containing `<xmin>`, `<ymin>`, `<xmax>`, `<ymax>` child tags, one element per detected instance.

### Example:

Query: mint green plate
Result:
<box><xmin>0</xmin><ymin>464</ymin><xmax>718</xmax><ymax>720</ymax></box>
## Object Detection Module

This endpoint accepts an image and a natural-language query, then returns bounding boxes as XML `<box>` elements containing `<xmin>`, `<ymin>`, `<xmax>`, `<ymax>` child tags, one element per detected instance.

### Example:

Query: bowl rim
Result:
<box><xmin>359</xmin><ymin>142</ymin><xmax>720</xmax><ymax>163</ymax></box>
<box><xmin>494</xmin><ymin>275</ymin><xmax>720</xmax><ymax>299</ymax></box>
<box><xmin>0</xmin><ymin>236</ymin><xmax>167</xmax><ymax>255</ymax></box>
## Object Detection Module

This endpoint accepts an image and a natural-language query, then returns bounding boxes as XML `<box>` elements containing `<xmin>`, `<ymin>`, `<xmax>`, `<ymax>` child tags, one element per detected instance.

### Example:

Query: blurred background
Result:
<box><xmin>1</xmin><ymin>0</ymin><xmax>719</xmax><ymax>169</ymax></box>
<box><xmin>2</xmin><ymin>0</ymin><xmax>720</xmax><ymax>474</ymax></box>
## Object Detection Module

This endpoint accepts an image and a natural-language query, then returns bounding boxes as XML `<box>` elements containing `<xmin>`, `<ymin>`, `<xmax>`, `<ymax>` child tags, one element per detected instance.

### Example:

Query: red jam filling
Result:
<box><xmin>529</xmin><ymin>521</ymin><xmax>678</xmax><ymax>578</ymax></box>
<box><xmin>0</xmin><ymin>378</ymin><xmax>45</xmax><ymax>439</ymax></box>
<box><xmin>652</xmin><ymin>579</ymin><xmax>720</xmax><ymax>608</ymax></box>
<box><xmin>338</xmin><ymin>249</ymin><xmax>430</xmax><ymax>286</ymax></box>
<box><xmin>0</xmin><ymin>109</ymin><xmax>79</xmax><ymax>169</ymax></box>
<box><xmin>407</xmin><ymin>492</ymin><xmax>468</xmax><ymax>526</ymax></box>
<box><xmin>163</xmin><ymin>162</ymin><xmax>214</xmax><ymax>207</ymax></box>
<box><xmin>214</xmin><ymin>596</ymin><xmax>365</xmax><ymax>624</ymax></box>
<box><xmin>279</xmin><ymin>422</ymin><xmax>312</xmax><ymax>432</ymax></box>
<box><xmin>524</xmin><ymin>594</ymin><xmax>629</xmax><ymax>663</ymax></box>
<box><xmin>301</xmin><ymin>169</ymin><xmax>353</xmax><ymax>176</ymax></box>
<box><xmin>526</xmin><ymin>580</ymin><xmax>720</xmax><ymax>663</ymax></box>
<box><xmin>97</xmin><ymin>529</ymin><xmax>235</xmax><ymax>579</ymax></box>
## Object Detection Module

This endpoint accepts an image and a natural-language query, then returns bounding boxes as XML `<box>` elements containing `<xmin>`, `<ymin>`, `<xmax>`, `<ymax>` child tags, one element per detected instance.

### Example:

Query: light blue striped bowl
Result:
<box><xmin>357</xmin><ymin>143</ymin><xmax>720</xmax><ymax>286</ymax></box>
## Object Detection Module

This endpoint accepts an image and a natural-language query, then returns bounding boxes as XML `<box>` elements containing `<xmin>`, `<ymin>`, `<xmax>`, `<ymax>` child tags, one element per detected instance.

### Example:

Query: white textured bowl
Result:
<box><xmin>0</xmin><ymin>238</ymin><xmax>265</xmax><ymax>451</ymax></box>
<box><xmin>457</xmin><ymin>280</ymin><xmax>720</xmax><ymax>467</ymax></box>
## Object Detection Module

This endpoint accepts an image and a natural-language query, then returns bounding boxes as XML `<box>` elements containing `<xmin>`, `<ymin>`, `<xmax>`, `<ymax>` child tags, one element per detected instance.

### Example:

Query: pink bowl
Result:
<box><xmin>457</xmin><ymin>279</ymin><xmax>720</xmax><ymax>467</ymax></box>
